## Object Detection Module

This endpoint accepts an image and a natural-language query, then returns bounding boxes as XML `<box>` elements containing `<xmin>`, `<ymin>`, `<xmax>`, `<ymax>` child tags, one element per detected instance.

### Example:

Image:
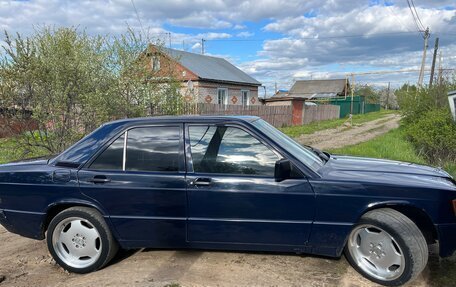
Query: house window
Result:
<box><xmin>152</xmin><ymin>55</ymin><xmax>160</xmax><ymax>72</ymax></box>
<box><xmin>217</xmin><ymin>88</ymin><xmax>228</xmax><ymax>105</ymax></box>
<box><xmin>241</xmin><ymin>90</ymin><xmax>250</xmax><ymax>106</ymax></box>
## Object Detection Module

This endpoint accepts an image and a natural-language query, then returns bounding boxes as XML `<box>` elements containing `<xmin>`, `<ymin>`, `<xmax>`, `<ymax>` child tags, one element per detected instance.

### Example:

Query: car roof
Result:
<box><xmin>50</xmin><ymin>115</ymin><xmax>261</xmax><ymax>166</ymax></box>
<box><xmin>105</xmin><ymin>115</ymin><xmax>261</xmax><ymax>126</ymax></box>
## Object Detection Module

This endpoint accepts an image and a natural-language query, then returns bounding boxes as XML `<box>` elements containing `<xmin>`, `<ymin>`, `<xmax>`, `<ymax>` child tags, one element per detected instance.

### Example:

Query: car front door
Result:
<box><xmin>185</xmin><ymin>123</ymin><xmax>315</xmax><ymax>247</ymax></box>
<box><xmin>78</xmin><ymin>124</ymin><xmax>187</xmax><ymax>247</ymax></box>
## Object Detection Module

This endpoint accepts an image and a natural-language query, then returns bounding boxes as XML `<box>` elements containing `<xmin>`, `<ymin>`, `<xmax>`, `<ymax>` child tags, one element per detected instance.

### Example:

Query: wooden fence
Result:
<box><xmin>302</xmin><ymin>105</ymin><xmax>340</xmax><ymax>124</ymax></box>
<box><xmin>149</xmin><ymin>103</ymin><xmax>339</xmax><ymax>128</ymax></box>
<box><xmin>150</xmin><ymin>103</ymin><xmax>293</xmax><ymax>128</ymax></box>
<box><xmin>0</xmin><ymin>117</ymin><xmax>38</xmax><ymax>138</ymax></box>
<box><xmin>196</xmin><ymin>104</ymin><xmax>292</xmax><ymax>127</ymax></box>
<box><xmin>0</xmin><ymin>103</ymin><xmax>340</xmax><ymax>138</ymax></box>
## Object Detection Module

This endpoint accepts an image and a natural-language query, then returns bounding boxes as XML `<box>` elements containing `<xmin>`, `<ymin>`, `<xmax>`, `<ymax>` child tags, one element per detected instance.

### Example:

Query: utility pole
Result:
<box><xmin>201</xmin><ymin>38</ymin><xmax>205</xmax><ymax>55</ymax></box>
<box><xmin>350</xmin><ymin>73</ymin><xmax>355</xmax><ymax>126</ymax></box>
<box><xmin>417</xmin><ymin>27</ymin><xmax>430</xmax><ymax>87</ymax></box>
<box><xmin>429</xmin><ymin>37</ymin><xmax>439</xmax><ymax>87</ymax></box>
<box><xmin>386</xmin><ymin>82</ymin><xmax>390</xmax><ymax>110</ymax></box>
<box><xmin>168</xmin><ymin>32</ymin><xmax>172</xmax><ymax>49</ymax></box>
<box><xmin>437</xmin><ymin>51</ymin><xmax>443</xmax><ymax>86</ymax></box>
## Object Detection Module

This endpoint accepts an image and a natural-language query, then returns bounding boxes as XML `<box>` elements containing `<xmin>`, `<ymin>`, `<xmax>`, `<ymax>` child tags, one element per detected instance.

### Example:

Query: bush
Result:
<box><xmin>404</xmin><ymin>108</ymin><xmax>456</xmax><ymax>164</ymax></box>
<box><xmin>397</xmin><ymin>81</ymin><xmax>456</xmax><ymax>165</ymax></box>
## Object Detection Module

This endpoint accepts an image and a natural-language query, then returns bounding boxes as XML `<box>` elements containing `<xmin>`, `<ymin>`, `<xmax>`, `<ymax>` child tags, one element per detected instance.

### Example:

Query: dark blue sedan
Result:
<box><xmin>0</xmin><ymin>116</ymin><xmax>455</xmax><ymax>286</ymax></box>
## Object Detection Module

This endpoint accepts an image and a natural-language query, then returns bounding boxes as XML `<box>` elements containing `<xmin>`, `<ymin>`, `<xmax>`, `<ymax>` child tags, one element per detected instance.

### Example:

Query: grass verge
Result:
<box><xmin>281</xmin><ymin>109</ymin><xmax>397</xmax><ymax>138</ymax></box>
<box><xmin>0</xmin><ymin>137</ymin><xmax>48</xmax><ymax>164</ymax></box>
<box><xmin>329</xmin><ymin>128</ymin><xmax>456</xmax><ymax>178</ymax></box>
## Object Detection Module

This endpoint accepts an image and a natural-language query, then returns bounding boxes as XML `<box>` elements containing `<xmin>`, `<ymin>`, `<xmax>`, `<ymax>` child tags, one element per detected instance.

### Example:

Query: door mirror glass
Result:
<box><xmin>274</xmin><ymin>159</ymin><xmax>292</xmax><ymax>182</ymax></box>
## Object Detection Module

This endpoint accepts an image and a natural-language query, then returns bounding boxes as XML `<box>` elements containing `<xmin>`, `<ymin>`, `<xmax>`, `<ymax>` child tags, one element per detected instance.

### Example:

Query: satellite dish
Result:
<box><xmin>187</xmin><ymin>80</ymin><xmax>194</xmax><ymax>90</ymax></box>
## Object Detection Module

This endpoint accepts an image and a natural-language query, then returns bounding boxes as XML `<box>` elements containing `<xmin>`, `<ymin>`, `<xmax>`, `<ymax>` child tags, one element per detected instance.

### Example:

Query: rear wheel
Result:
<box><xmin>47</xmin><ymin>207</ymin><xmax>118</xmax><ymax>273</ymax></box>
<box><xmin>345</xmin><ymin>208</ymin><xmax>428</xmax><ymax>286</ymax></box>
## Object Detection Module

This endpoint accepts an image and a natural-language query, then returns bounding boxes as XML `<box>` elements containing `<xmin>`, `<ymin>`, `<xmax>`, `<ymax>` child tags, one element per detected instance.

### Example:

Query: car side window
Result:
<box><xmin>90</xmin><ymin>126</ymin><xmax>181</xmax><ymax>172</ymax></box>
<box><xmin>90</xmin><ymin>134</ymin><xmax>124</xmax><ymax>170</ymax></box>
<box><xmin>125</xmin><ymin>126</ymin><xmax>180</xmax><ymax>172</ymax></box>
<box><xmin>189</xmin><ymin>125</ymin><xmax>280</xmax><ymax>176</ymax></box>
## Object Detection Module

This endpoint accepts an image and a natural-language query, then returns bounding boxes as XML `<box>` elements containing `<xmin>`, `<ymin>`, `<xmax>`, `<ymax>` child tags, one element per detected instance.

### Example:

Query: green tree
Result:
<box><xmin>355</xmin><ymin>84</ymin><xmax>380</xmax><ymax>104</ymax></box>
<box><xmin>0</xmin><ymin>26</ymin><xmax>183</xmax><ymax>157</ymax></box>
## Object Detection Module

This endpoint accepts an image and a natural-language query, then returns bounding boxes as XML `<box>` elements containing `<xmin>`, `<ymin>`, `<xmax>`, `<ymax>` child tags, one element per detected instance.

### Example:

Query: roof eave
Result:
<box><xmin>198</xmin><ymin>77</ymin><xmax>261</xmax><ymax>87</ymax></box>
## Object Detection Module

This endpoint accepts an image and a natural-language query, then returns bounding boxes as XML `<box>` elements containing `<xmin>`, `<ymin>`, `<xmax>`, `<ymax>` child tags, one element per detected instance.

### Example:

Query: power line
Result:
<box><xmin>410</xmin><ymin>0</ymin><xmax>425</xmax><ymax>31</ymax></box>
<box><xmin>386</xmin><ymin>5</ymin><xmax>412</xmax><ymax>32</ymax></box>
<box><xmin>130</xmin><ymin>0</ymin><xmax>146</xmax><ymax>38</ymax></box>
<box><xmin>349</xmin><ymin>68</ymin><xmax>454</xmax><ymax>76</ymax></box>
<box><xmin>205</xmin><ymin>31</ymin><xmax>422</xmax><ymax>42</ymax></box>
<box><xmin>405</xmin><ymin>0</ymin><xmax>426</xmax><ymax>37</ymax></box>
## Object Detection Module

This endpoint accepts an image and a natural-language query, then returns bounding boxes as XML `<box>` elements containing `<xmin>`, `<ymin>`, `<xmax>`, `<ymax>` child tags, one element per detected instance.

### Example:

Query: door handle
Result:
<box><xmin>192</xmin><ymin>178</ymin><xmax>212</xmax><ymax>186</ymax></box>
<box><xmin>88</xmin><ymin>175</ymin><xmax>111</xmax><ymax>184</ymax></box>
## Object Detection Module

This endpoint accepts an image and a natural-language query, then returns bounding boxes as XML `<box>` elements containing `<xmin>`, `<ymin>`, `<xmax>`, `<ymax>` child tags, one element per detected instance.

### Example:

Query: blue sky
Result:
<box><xmin>1</xmin><ymin>0</ymin><xmax>455</xmax><ymax>95</ymax></box>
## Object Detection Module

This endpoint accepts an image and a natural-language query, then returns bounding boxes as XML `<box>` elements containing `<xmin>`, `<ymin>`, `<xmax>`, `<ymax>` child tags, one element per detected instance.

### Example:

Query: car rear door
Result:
<box><xmin>78</xmin><ymin>124</ymin><xmax>187</xmax><ymax>247</ymax></box>
<box><xmin>185</xmin><ymin>123</ymin><xmax>315</xmax><ymax>247</ymax></box>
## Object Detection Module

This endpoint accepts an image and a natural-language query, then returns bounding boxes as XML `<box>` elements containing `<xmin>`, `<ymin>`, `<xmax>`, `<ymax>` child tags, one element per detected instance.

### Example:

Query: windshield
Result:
<box><xmin>251</xmin><ymin>119</ymin><xmax>324</xmax><ymax>172</ymax></box>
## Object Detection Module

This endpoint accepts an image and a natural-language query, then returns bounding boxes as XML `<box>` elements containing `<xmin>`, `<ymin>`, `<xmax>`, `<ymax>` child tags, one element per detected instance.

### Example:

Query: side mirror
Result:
<box><xmin>275</xmin><ymin>159</ymin><xmax>292</xmax><ymax>182</ymax></box>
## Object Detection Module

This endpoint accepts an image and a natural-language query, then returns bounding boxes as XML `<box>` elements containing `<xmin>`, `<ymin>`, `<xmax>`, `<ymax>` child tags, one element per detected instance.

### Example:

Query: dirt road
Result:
<box><xmin>0</xmin><ymin>225</ymin><xmax>454</xmax><ymax>287</ymax></box>
<box><xmin>296</xmin><ymin>113</ymin><xmax>401</xmax><ymax>150</ymax></box>
<box><xmin>1</xmin><ymin>113</ymin><xmax>455</xmax><ymax>287</ymax></box>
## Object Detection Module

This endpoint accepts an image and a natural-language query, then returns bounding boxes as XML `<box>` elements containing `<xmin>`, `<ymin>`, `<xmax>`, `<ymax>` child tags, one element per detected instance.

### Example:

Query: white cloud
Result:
<box><xmin>236</xmin><ymin>31</ymin><xmax>254</xmax><ymax>38</ymax></box>
<box><xmin>233</xmin><ymin>24</ymin><xmax>247</xmax><ymax>30</ymax></box>
<box><xmin>0</xmin><ymin>0</ymin><xmax>455</xmax><ymax>93</ymax></box>
<box><xmin>196</xmin><ymin>32</ymin><xmax>232</xmax><ymax>40</ymax></box>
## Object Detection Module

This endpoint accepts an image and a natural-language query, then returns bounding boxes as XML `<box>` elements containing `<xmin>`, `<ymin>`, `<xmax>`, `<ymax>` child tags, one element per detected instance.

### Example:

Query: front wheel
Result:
<box><xmin>344</xmin><ymin>208</ymin><xmax>428</xmax><ymax>286</ymax></box>
<box><xmin>47</xmin><ymin>206</ymin><xmax>118</xmax><ymax>273</ymax></box>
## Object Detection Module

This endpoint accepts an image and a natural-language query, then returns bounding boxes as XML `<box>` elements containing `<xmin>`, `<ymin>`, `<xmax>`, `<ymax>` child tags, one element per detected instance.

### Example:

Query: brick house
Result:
<box><xmin>146</xmin><ymin>45</ymin><xmax>262</xmax><ymax>106</ymax></box>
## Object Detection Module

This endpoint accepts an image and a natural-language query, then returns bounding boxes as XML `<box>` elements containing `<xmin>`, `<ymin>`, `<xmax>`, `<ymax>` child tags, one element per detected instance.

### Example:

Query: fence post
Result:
<box><xmin>291</xmin><ymin>99</ymin><xmax>304</xmax><ymax>126</ymax></box>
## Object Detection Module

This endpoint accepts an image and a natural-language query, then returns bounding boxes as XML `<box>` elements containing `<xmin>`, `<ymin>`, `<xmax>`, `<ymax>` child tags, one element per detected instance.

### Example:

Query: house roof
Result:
<box><xmin>161</xmin><ymin>47</ymin><xmax>261</xmax><ymax>86</ymax></box>
<box><xmin>270</xmin><ymin>79</ymin><xmax>349</xmax><ymax>100</ymax></box>
<box><xmin>290</xmin><ymin>79</ymin><xmax>348</xmax><ymax>95</ymax></box>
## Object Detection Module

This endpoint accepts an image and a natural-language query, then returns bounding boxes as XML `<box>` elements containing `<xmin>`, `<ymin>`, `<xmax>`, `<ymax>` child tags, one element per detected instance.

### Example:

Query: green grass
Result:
<box><xmin>0</xmin><ymin>138</ymin><xmax>21</xmax><ymax>164</ymax></box>
<box><xmin>280</xmin><ymin>109</ymin><xmax>397</xmax><ymax>138</ymax></box>
<box><xmin>329</xmin><ymin>128</ymin><xmax>456</xmax><ymax>178</ymax></box>
<box><xmin>0</xmin><ymin>137</ymin><xmax>48</xmax><ymax>164</ymax></box>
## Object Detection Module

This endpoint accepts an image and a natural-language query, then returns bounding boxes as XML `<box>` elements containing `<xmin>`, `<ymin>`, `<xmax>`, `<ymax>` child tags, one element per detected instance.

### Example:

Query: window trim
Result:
<box><xmin>217</xmin><ymin>88</ymin><xmax>228</xmax><ymax>105</ymax></box>
<box><xmin>84</xmin><ymin>124</ymin><xmax>184</xmax><ymax>173</ymax></box>
<box><xmin>185</xmin><ymin>123</ymin><xmax>284</xmax><ymax>178</ymax></box>
<box><xmin>152</xmin><ymin>55</ymin><xmax>160</xmax><ymax>72</ymax></box>
<box><xmin>241</xmin><ymin>90</ymin><xmax>250</xmax><ymax>107</ymax></box>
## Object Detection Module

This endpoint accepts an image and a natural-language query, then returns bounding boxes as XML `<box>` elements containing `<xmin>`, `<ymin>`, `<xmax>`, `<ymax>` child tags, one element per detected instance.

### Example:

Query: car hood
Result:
<box><xmin>0</xmin><ymin>157</ymin><xmax>52</xmax><ymax>170</ymax></box>
<box><xmin>324</xmin><ymin>155</ymin><xmax>450</xmax><ymax>177</ymax></box>
<box><xmin>318</xmin><ymin>155</ymin><xmax>455</xmax><ymax>189</ymax></box>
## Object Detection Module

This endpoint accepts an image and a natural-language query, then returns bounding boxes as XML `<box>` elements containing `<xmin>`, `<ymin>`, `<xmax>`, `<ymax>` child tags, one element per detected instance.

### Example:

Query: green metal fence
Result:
<box><xmin>326</xmin><ymin>96</ymin><xmax>380</xmax><ymax>118</ymax></box>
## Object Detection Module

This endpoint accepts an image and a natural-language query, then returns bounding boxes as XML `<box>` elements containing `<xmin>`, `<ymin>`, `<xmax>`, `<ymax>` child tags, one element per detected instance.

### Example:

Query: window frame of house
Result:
<box><xmin>217</xmin><ymin>88</ymin><xmax>228</xmax><ymax>105</ymax></box>
<box><xmin>152</xmin><ymin>54</ymin><xmax>161</xmax><ymax>72</ymax></box>
<box><xmin>241</xmin><ymin>90</ymin><xmax>250</xmax><ymax>107</ymax></box>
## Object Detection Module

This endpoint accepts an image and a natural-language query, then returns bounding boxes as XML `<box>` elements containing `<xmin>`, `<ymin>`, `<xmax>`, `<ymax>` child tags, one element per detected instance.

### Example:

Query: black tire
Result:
<box><xmin>344</xmin><ymin>208</ymin><xmax>428</xmax><ymax>286</ymax></box>
<box><xmin>46</xmin><ymin>206</ymin><xmax>118</xmax><ymax>273</ymax></box>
